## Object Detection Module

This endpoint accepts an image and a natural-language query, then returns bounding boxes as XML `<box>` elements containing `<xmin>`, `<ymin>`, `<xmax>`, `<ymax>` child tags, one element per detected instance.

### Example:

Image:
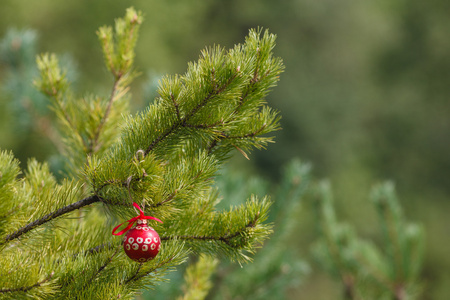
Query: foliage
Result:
<box><xmin>207</xmin><ymin>160</ymin><xmax>311</xmax><ymax>300</ymax></box>
<box><xmin>144</xmin><ymin>159</ymin><xmax>311</xmax><ymax>300</ymax></box>
<box><xmin>177</xmin><ymin>255</ymin><xmax>219</xmax><ymax>300</ymax></box>
<box><xmin>0</xmin><ymin>28</ymin><xmax>71</xmax><ymax>169</ymax></box>
<box><xmin>1</xmin><ymin>1</ymin><xmax>448</xmax><ymax>299</ymax></box>
<box><xmin>312</xmin><ymin>181</ymin><xmax>424</xmax><ymax>300</ymax></box>
<box><xmin>0</xmin><ymin>8</ymin><xmax>284</xmax><ymax>299</ymax></box>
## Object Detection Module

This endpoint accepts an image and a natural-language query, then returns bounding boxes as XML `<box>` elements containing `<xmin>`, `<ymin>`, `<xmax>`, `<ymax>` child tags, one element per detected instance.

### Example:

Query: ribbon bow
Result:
<box><xmin>112</xmin><ymin>202</ymin><xmax>163</xmax><ymax>236</ymax></box>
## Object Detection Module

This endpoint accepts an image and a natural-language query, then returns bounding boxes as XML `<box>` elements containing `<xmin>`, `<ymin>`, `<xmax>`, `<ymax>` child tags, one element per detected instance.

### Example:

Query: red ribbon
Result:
<box><xmin>112</xmin><ymin>202</ymin><xmax>163</xmax><ymax>236</ymax></box>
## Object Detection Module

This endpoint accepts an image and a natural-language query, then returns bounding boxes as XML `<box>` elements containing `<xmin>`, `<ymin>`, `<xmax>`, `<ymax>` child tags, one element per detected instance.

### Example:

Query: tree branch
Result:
<box><xmin>342</xmin><ymin>274</ymin><xmax>358</xmax><ymax>300</ymax></box>
<box><xmin>183</xmin><ymin>119</ymin><xmax>224</xmax><ymax>129</ymax></box>
<box><xmin>1</xmin><ymin>195</ymin><xmax>101</xmax><ymax>246</ymax></box>
<box><xmin>94</xmin><ymin>173</ymin><xmax>147</xmax><ymax>196</ymax></box>
<box><xmin>0</xmin><ymin>272</ymin><xmax>54</xmax><ymax>294</ymax></box>
<box><xmin>38</xmin><ymin>59</ymin><xmax>91</xmax><ymax>152</ymax></box>
<box><xmin>161</xmin><ymin>214</ymin><xmax>259</xmax><ymax>247</ymax></box>
<box><xmin>227</xmin><ymin>124</ymin><xmax>267</xmax><ymax>140</ymax></box>
<box><xmin>124</xmin><ymin>255</ymin><xmax>176</xmax><ymax>284</ymax></box>
<box><xmin>207</xmin><ymin>124</ymin><xmax>267</xmax><ymax>154</ymax></box>
<box><xmin>90</xmin><ymin>75</ymin><xmax>122</xmax><ymax>154</ymax></box>
<box><xmin>82</xmin><ymin>213</ymin><xmax>259</xmax><ymax>259</ymax></box>
<box><xmin>73</xmin><ymin>242</ymin><xmax>116</xmax><ymax>259</ymax></box>
<box><xmin>171</xmin><ymin>93</ymin><xmax>181</xmax><ymax>121</ymax></box>
<box><xmin>84</xmin><ymin>247</ymin><xmax>120</xmax><ymax>289</ymax></box>
<box><xmin>235</xmin><ymin>49</ymin><xmax>261</xmax><ymax>113</ymax></box>
<box><xmin>124</xmin><ymin>262</ymin><xmax>143</xmax><ymax>284</ymax></box>
<box><xmin>145</xmin><ymin>73</ymin><xmax>238</xmax><ymax>155</ymax></box>
<box><xmin>149</xmin><ymin>191</ymin><xmax>178</xmax><ymax>208</ymax></box>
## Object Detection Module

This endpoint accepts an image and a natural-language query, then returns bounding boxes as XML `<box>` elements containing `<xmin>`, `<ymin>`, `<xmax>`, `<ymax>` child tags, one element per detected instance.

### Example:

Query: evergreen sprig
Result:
<box><xmin>206</xmin><ymin>159</ymin><xmax>311</xmax><ymax>300</ymax></box>
<box><xmin>33</xmin><ymin>8</ymin><xmax>142</xmax><ymax>174</ymax></box>
<box><xmin>0</xmin><ymin>7</ymin><xmax>283</xmax><ymax>299</ymax></box>
<box><xmin>311</xmin><ymin>181</ymin><xmax>424</xmax><ymax>300</ymax></box>
<box><xmin>178</xmin><ymin>255</ymin><xmax>219</xmax><ymax>300</ymax></box>
<box><xmin>0</xmin><ymin>154</ymin><xmax>84</xmax><ymax>248</ymax></box>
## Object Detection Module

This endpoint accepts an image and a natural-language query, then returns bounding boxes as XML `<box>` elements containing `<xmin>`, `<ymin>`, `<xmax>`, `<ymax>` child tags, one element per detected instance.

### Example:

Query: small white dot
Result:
<box><xmin>132</xmin><ymin>243</ymin><xmax>139</xmax><ymax>250</ymax></box>
<box><xmin>136</xmin><ymin>226</ymin><xmax>142</xmax><ymax>230</ymax></box>
<box><xmin>151</xmin><ymin>244</ymin><xmax>156</xmax><ymax>250</ymax></box>
<box><xmin>142</xmin><ymin>245</ymin><xmax>148</xmax><ymax>251</ymax></box>
<box><xmin>125</xmin><ymin>244</ymin><xmax>131</xmax><ymax>250</ymax></box>
<box><xmin>128</xmin><ymin>237</ymin><xmax>134</xmax><ymax>244</ymax></box>
<box><xmin>136</xmin><ymin>237</ymin><xmax>143</xmax><ymax>243</ymax></box>
<box><xmin>143</xmin><ymin>227</ymin><xmax>149</xmax><ymax>231</ymax></box>
<box><xmin>153</xmin><ymin>237</ymin><xmax>158</xmax><ymax>243</ymax></box>
<box><xmin>144</xmin><ymin>238</ymin><xmax>151</xmax><ymax>244</ymax></box>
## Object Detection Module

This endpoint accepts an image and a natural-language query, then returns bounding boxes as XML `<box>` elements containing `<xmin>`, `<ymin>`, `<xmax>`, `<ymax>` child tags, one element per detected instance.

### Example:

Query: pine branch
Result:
<box><xmin>94</xmin><ymin>177</ymin><xmax>138</xmax><ymax>195</ymax></box>
<box><xmin>149</xmin><ymin>190</ymin><xmax>178</xmax><ymax>208</ymax></box>
<box><xmin>1</xmin><ymin>195</ymin><xmax>100</xmax><ymax>245</ymax></box>
<box><xmin>207</xmin><ymin>124</ymin><xmax>267</xmax><ymax>154</ymax></box>
<box><xmin>352</xmin><ymin>248</ymin><xmax>391</xmax><ymax>289</ymax></box>
<box><xmin>342</xmin><ymin>274</ymin><xmax>359</xmax><ymax>300</ymax></box>
<box><xmin>124</xmin><ymin>255</ymin><xmax>176</xmax><ymax>284</ymax></box>
<box><xmin>124</xmin><ymin>263</ymin><xmax>144</xmax><ymax>284</ymax></box>
<box><xmin>161</xmin><ymin>213</ymin><xmax>259</xmax><ymax>247</ymax></box>
<box><xmin>80</xmin><ymin>213</ymin><xmax>258</xmax><ymax>258</ymax></box>
<box><xmin>144</xmin><ymin>73</ymin><xmax>238</xmax><ymax>155</ymax></box>
<box><xmin>1</xmin><ymin>13</ymin><xmax>283</xmax><ymax>299</ymax></box>
<box><xmin>89</xmin><ymin>8</ymin><xmax>140</xmax><ymax>155</ymax></box>
<box><xmin>35</xmin><ymin>53</ymin><xmax>90</xmax><ymax>152</ymax></box>
<box><xmin>312</xmin><ymin>181</ymin><xmax>425</xmax><ymax>299</ymax></box>
<box><xmin>235</xmin><ymin>49</ymin><xmax>261</xmax><ymax>114</ymax></box>
<box><xmin>89</xmin><ymin>76</ymin><xmax>122</xmax><ymax>154</ymax></box>
<box><xmin>84</xmin><ymin>247</ymin><xmax>120</xmax><ymax>290</ymax></box>
<box><xmin>86</xmin><ymin>29</ymin><xmax>283</xmax><ymax>206</ymax></box>
<box><xmin>377</xmin><ymin>193</ymin><xmax>404</xmax><ymax>281</ymax></box>
<box><xmin>178</xmin><ymin>255</ymin><xmax>218</xmax><ymax>300</ymax></box>
<box><xmin>0</xmin><ymin>272</ymin><xmax>54</xmax><ymax>294</ymax></box>
<box><xmin>74</xmin><ymin>242</ymin><xmax>116</xmax><ymax>258</ymax></box>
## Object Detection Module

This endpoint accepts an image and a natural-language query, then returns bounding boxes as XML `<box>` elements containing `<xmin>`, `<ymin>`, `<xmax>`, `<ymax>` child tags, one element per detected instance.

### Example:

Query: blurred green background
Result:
<box><xmin>1</xmin><ymin>0</ymin><xmax>449</xmax><ymax>299</ymax></box>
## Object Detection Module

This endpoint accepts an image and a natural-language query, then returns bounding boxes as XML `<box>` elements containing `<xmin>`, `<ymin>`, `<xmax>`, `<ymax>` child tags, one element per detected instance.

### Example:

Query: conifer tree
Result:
<box><xmin>0</xmin><ymin>27</ymin><xmax>76</xmax><ymax>165</ymax></box>
<box><xmin>0</xmin><ymin>7</ymin><xmax>284</xmax><ymax>299</ymax></box>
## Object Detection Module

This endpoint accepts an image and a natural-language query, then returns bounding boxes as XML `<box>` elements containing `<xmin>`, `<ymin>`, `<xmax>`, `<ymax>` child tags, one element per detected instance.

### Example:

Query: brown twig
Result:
<box><xmin>1</xmin><ymin>195</ymin><xmax>101</xmax><ymax>246</ymax></box>
<box><xmin>90</xmin><ymin>75</ymin><xmax>122</xmax><ymax>154</ymax></box>
<box><xmin>85</xmin><ymin>247</ymin><xmax>120</xmax><ymax>287</ymax></box>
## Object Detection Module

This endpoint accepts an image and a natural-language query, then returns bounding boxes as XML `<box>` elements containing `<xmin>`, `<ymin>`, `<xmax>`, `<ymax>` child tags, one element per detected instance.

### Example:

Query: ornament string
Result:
<box><xmin>112</xmin><ymin>202</ymin><xmax>162</xmax><ymax>236</ymax></box>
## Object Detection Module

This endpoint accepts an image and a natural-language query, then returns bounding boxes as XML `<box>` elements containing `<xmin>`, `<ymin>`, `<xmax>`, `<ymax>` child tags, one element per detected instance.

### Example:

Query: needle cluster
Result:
<box><xmin>0</xmin><ymin>7</ymin><xmax>283</xmax><ymax>299</ymax></box>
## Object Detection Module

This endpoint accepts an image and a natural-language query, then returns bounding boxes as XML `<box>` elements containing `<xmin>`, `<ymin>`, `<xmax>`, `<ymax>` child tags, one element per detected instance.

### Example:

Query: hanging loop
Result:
<box><xmin>112</xmin><ymin>202</ymin><xmax>162</xmax><ymax>236</ymax></box>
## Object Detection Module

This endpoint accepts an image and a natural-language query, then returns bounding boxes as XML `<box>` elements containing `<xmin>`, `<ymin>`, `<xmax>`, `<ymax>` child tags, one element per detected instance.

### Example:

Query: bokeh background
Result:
<box><xmin>1</xmin><ymin>1</ymin><xmax>449</xmax><ymax>299</ymax></box>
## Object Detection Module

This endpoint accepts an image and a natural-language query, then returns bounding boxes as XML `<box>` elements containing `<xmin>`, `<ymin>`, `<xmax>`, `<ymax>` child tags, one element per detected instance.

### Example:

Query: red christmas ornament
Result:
<box><xmin>112</xmin><ymin>202</ymin><xmax>163</xmax><ymax>263</ymax></box>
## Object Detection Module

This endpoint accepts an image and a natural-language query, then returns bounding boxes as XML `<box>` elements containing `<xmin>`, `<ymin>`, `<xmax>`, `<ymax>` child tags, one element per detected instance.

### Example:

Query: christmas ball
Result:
<box><xmin>123</xmin><ymin>219</ymin><xmax>161</xmax><ymax>262</ymax></box>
